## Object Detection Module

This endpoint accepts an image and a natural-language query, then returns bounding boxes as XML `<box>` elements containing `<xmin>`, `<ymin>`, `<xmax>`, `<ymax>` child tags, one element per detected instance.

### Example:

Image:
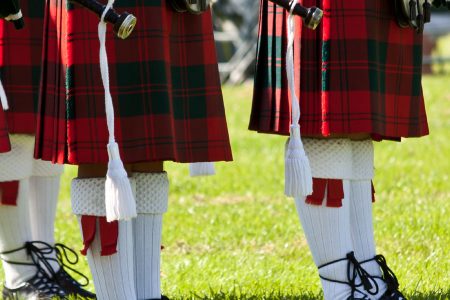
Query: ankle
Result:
<box><xmin>1</xmin><ymin>243</ymin><xmax>37</xmax><ymax>289</ymax></box>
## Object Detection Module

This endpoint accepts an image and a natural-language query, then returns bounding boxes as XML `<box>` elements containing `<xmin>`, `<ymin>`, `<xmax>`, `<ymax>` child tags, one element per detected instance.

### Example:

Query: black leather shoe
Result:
<box><xmin>53</xmin><ymin>267</ymin><xmax>96</xmax><ymax>299</ymax></box>
<box><xmin>2</xmin><ymin>270</ymin><xmax>67</xmax><ymax>300</ymax></box>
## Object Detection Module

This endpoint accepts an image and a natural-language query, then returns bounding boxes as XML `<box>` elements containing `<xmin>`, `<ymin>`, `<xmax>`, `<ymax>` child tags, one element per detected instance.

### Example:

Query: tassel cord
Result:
<box><xmin>287</xmin><ymin>0</ymin><xmax>300</xmax><ymax>129</ymax></box>
<box><xmin>98</xmin><ymin>0</ymin><xmax>116</xmax><ymax>145</ymax></box>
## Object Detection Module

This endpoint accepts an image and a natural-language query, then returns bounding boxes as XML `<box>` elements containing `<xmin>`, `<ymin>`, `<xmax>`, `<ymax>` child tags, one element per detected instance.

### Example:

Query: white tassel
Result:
<box><xmin>0</xmin><ymin>77</ymin><xmax>9</xmax><ymax>110</ymax></box>
<box><xmin>284</xmin><ymin>125</ymin><xmax>312</xmax><ymax>197</ymax></box>
<box><xmin>189</xmin><ymin>162</ymin><xmax>216</xmax><ymax>177</ymax></box>
<box><xmin>284</xmin><ymin>0</ymin><xmax>313</xmax><ymax>198</ymax></box>
<box><xmin>98</xmin><ymin>0</ymin><xmax>136</xmax><ymax>221</ymax></box>
<box><xmin>4</xmin><ymin>10</ymin><xmax>23</xmax><ymax>22</ymax></box>
<box><xmin>105</xmin><ymin>142</ymin><xmax>136</xmax><ymax>221</ymax></box>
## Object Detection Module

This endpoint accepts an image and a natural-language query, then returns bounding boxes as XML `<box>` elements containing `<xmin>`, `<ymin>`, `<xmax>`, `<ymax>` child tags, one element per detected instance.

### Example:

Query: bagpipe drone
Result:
<box><xmin>0</xmin><ymin>0</ymin><xmax>24</xmax><ymax>29</ymax></box>
<box><xmin>170</xmin><ymin>0</ymin><xmax>323</xmax><ymax>29</ymax></box>
<box><xmin>71</xmin><ymin>0</ymin><xmax>137</xmax><ymax>39</ymax></box>
<box><xmin>267</xmin><ymin>0</ymin><xmax>323</xmax><ymax>29</ymax></box>
<box><xmin>395</xmin><ymin>0</ymin><xmax>450</xmax><ymax>33</ymax></box>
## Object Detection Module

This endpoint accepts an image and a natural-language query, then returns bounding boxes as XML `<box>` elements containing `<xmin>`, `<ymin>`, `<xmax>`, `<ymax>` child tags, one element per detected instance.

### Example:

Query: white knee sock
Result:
<box><xmin>295</xmin><ymin>183</ymin><xmax>353</xmax><ymax>300</ymax></box>
<box><xmin>133</xmin><ymin>172</ymin><xmax>169</xmax><ymax>300</ymax></box>
<box><xmin>28</xmin><ymin>161</ymin><xmax>64</xmax><ymax>274</ymax></box>
<box><xmin>0</xmin><ymin>180</ymin><xmax>37</xmax><ymax>288</ymax></box>
<box><xmin>84</xmin><ymin>218</ymin><xmax>136</xmax><ymax>300</ymax></box>
<box><xmin>29</xmin><ymin>160</ymin><xmax>63</xmax><ymax>244</ymax></box>
<box><xmin>0</xmin><ymin>135</ymin><xmax>36</xmax><ymax>288</ymax></box>
<box><xmin>72</xmin><ymin>177</ymin><xmax>137</xmax><ymax>300</ymax></box>
<box><xmin>350</xmin><ymin>140</ymin><xmax>387</xmax><ymax>299</ymax></box>
<box><xmin>294</xmin><ymin>139</ymin><xmax>355</xmax><ymax>300</ymax></box>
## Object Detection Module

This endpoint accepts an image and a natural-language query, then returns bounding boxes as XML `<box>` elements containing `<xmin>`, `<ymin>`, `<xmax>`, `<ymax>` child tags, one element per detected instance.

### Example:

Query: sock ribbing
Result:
<box><xmin>72</xmin><ymin>178</ymin><xmax>137</xmax><ymax>300</ymax></box>
<box><xmin>133</xmin><ymin>215</ymin><xmax>162</xmax><ymax>300</ymax></box>
<box><xmin>350</xmin><ymin>180</ymin><xmax>387</xmax><ymax>299</ymax></box>
<box><xmin>0</xmin><ymin>179</ymin><xmax>36</xmax><ymax>288</ymax></box>
<box><xmin>350</xmin><ymin>140</ymin><xmax>387</xmax><ymax>299</ymax></box>
<box><xmin>79</xmin><ymin>217</ymin><xmax>137</xmax><ymax>300</ymax></box>
<box><xmin>133</xmin><ymin>172</ymin><xmax>168</xmax><ymax>299</ymax></box>
<box><xmin>294</xmin><ymin>139</ymin><xmax>355</xmax><ymax>300</ymax></box>
<box><xmin>295</xmin><ymin>181</ymin><xmax>353</xmax><ymax>300</ymax></box>
<box><xmin>28</xmin><ymin>175</ymin><xmax>61</xmax><ymax>274</ymax></box>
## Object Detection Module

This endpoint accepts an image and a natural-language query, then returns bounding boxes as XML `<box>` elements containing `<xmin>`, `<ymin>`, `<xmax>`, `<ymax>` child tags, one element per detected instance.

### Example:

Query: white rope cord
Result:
<box><xmin>1</xmin><ymin>10</ymin><xmax>24</xmax><ymax>111</ymax></box>
<box><xmin>99</xmin><ymin>0</ymin><xmax>115</xmax><ymax>144</ymax></box>
<box><xmin>4</xmin><ymin>10</ymin><xmax>22</xmax><ymax>22</ymax></box>
<box><xmin>98</xmin><ymin>1</ymin><xmax>136</xmax><ymax>221</ymax></box>
<box><xmin>284</xmin><ymin>0</ymin><xmax>313</xmax><ymax>198</ymax></box>
<box><xmin>287</xmin><ymin>0</ymin><xmax>300</xmax><ymax>131</ymax></box>
<box><xmin>0</xmin><ymin>78</ymin><xmax>8</xmax><ymax>110</ymax></box>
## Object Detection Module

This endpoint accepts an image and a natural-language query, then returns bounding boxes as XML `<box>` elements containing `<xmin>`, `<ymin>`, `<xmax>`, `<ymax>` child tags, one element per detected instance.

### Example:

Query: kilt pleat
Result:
<box><xmin>250</xmin><ymin>0</ymin><xmax>429</xmax><ymax>140</ymax></box>
<box><xmin>0</xmin><ymin>107</ymin><xmax>11</xmax><ymax>152</ymax></box>
<box><xmin>35</xmin><ymin>0</ymin><xmax>232</xmax><ymax>164</ymax></box>
<box><xmin>0</xmin><ymin>1</ymin><xmax>45</xmax><ymax>152</ymax></box>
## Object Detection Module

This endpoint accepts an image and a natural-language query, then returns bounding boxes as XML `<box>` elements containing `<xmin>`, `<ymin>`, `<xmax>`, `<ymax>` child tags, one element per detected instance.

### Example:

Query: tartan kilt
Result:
<box><xmin>0</xmin><ymin>1</ymin><xmax>45</xmax><ymax>153</ymax></box>
<box><xmin>0</xmin><ymin>107</ymin><xmax>10</xmax><ymax>152</ymax></box>
<box><xmin>35</xmin><ymin>0</ymin><xmax>232</xmax><ymax>164</ymax></box>
<box><xmin>250</xmin><ymin>0</ymin><xmax>429</xmax><ymax>140</ymax></box>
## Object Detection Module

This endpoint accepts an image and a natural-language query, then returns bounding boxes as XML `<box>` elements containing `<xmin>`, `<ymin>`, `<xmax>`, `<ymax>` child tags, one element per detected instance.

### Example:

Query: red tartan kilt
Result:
<box><xmin>250</xmin><ymin>0</ymin><xmax>429</xmax><ymax>140</ymax></box>
<box><xmin>0</xmin><ymin>108</ymin><xmax>11</xmax><ymax>153</ymax></box>
<box><xmin>35</xmin><ymin>0</ymin><xmax>232</xmax><ymax>164</ymax></box>
<box><xmin>0</xmin><ymin>1</ymin><xmax>45</xmax><ymax>137</ymax></box>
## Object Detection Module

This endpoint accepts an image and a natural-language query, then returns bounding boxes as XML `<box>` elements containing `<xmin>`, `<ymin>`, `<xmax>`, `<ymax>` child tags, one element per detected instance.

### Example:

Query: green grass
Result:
<box><xmin>2</xmin><ymin>74</ymin><xmax>450</xmax><ymax>300</ymax></box>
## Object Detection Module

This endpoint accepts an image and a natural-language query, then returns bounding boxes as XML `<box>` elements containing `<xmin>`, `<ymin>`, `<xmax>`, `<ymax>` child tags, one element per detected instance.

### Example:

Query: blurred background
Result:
<box><xmin>211</xmin><ymin>2</ymin><xmax>450</xmax><ymax>83</ymax></box>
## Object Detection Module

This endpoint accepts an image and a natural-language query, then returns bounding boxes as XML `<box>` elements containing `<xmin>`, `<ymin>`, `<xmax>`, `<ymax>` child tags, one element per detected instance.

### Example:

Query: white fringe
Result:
<box><xmin>284</xmin><ymin>126</ymin><xmax>312</xmax><ymax>197</ymax></box>
<box><xmin>284</xmin><ymin>0</ymin><xmax>312</xmax><ymax>198</ymax></box>
<box><xmin>189</xmin><ymin>162</ymin><xmax>216</xmax><ymax>177</ymax></box>
<box><xmin>105</xmin><ymin>142</ymin><xmax>136</xmax><ymax>222</ymax></box>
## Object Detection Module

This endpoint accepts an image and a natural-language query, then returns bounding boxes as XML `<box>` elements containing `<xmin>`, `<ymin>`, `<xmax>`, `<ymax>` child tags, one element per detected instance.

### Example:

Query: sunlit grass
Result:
<box><xmin>2</xmin><ymin>74</ymin><xmax>450</xmax><ymax>299</ymax></box>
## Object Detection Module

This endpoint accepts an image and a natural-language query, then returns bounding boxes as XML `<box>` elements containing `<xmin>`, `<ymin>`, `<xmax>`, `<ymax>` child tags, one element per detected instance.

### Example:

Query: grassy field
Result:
<box><xmin>2</xmin><ymin>74</ymin><xmax>450</xmax><ymax>299</ymax></box>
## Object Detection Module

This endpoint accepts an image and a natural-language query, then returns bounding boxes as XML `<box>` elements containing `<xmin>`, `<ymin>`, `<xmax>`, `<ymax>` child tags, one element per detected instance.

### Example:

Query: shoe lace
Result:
<box><xmin>373</xmin><ymin>254</ymin><xmax>399</xmax><ymax>292</ymax></box>
<box><xmin>318</xmin><ymin>251</ymin><xmax>380</xmax><ymax>300</ymax></box>
<box><xmin>54</xmin><ymin>243</ymin><xmax>90</xmax><ymax>287</ymax></box>
<box><xmin>1</xmin><ymin>241</ymin><xmax>90</xmax><ymax>288</ymax></box>
<box><xmin>0</xmin><ymin>241</ymin><xmax>65</xmax><ymax>296</ymax></box>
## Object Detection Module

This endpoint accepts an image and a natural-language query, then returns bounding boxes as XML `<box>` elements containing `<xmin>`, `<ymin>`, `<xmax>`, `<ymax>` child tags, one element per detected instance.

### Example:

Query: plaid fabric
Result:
<box><xmin>0</xmin><ymin>1</ymin><xmax>45</xmax><ymax>138</ymax></box>
<box><xmin>35</xmin><ymin>0</ymin><xmax>232</xmax><ymax>164</ymax></box>
<box><xmin>250</xmin><ymin>0</ymin><xmax>429</xmax><ymax>140</ymax></box>
<box><xmin>0</xmin><ymin>107</ymin><xmax>10</xmax><ymax>152</ymax></box>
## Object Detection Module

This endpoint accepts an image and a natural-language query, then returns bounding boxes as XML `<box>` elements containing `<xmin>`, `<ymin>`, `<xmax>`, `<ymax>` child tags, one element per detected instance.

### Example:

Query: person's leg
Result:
<box><xmin>350</xmin><ymin>141</ymin><xmax>405</xmax><ymax>300</ymax></box>
<box><xmin>72</xmin><ymin>165</ymin><xmax>137</xmax><ymax>300</ymax></box>
<box><xmin>0</xmin><ymin>179</ymin><xmax>36</xmax><ymax>288</ymax></box>
<box><xmin>0</xmin><ymin>135</ymin><xmax>65</xmax><ymax>298</ymax></box>
<box><xmin>131</xmin><ymin>161</ymin><xmax>167</xmax><ymax>300</ymax></box>
<box><xmin>29</xmin><ymin>159</ymin><xmax>96</xmax><ymax>298</ymax></box>
<box><xmin>293</xmin><ymin>139</ymin><xmax>359</xmax><ymax>300</ymax></box>
<box><xmin>28</xmin><ymin>160</ymin><xmax>63</xmax><ymax>271</ymax></box>
<box><xmin>0</xmin><ymin>135</ymin><xmax>36</xmax><ymax>288</ymax></box>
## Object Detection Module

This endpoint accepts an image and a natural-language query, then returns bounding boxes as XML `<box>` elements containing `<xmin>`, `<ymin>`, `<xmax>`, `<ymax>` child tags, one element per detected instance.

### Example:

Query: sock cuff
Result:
<box><xmin>133</xmin><ymin>172</ymin><xmax>169</xmax><ymax>214</ymax></box>
<box><xmin>303</xmin><ymin>139</ymin><xmax>353</xmax><ymax>179</ymax></box>
<box><xmin>31</xmin><ymin>160</ymin><xmax>64</xmax><ymax>177</ymax></box>
<box><xmin>0</xmin><ymin>134</ymin><xmax>34</xmax><ymax>181</ymax></box>
<box><xmin>72</xmin><ymin>177</ymin><xmax>137</xmax><ymax>216</ymax></box>
<box><xmin>351</xmin><ymin>140</ymin><xmax>374</xmax><ymax>180</ymax></box>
